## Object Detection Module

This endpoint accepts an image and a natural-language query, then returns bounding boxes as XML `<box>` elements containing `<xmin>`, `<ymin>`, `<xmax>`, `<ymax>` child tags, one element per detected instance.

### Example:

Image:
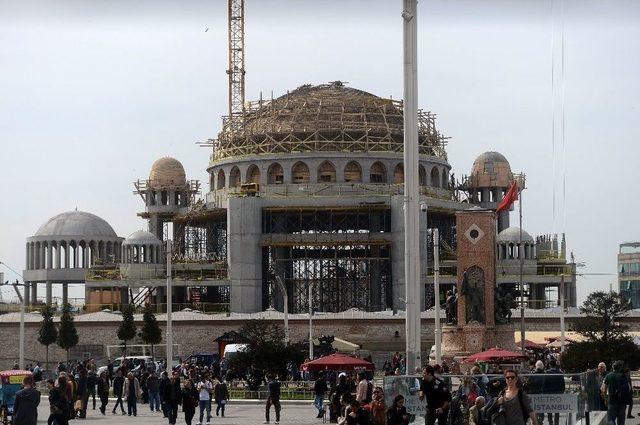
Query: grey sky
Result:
<box><xmin>1</xmin><ymin>0</ymin><xmax>638</xmax><ymax>302</ymax></box>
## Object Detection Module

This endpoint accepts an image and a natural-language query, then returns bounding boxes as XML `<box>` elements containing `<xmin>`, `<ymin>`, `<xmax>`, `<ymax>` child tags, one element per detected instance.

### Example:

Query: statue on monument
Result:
<box><xmin>494</xmin><ymin>285</ymin><xmax>513</xmax><ymax>325</ymax></box>
<box><xmin>444</xmin><ymin>289</ymin><xmax>457</xmax><ymax>325</ymax></box>
<box><xmin>460</xmin><ymin>266</ymin><xmax>485</xmax><ymax>323</ymax></box>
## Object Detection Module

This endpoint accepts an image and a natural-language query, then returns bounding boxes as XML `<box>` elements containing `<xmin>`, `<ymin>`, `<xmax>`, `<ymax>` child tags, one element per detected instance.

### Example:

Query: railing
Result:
<box><xmin>86</xmin><ymin>264</ymin><xmax>229</xmax><ymax>282</ymax></box>
<box><xmin>228</xmin><ymin>380</ymin><xmax>316</xmax><ymax>400</ymax></box>
<box><xmin>82</xmin><ymin>302</ymin><xmax>230</xmax><ymax>314</ymax></box>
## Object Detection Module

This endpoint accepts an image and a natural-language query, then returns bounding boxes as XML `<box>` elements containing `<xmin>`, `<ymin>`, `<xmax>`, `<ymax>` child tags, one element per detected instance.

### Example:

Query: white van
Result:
<box><xmin>97</xmin><ymin>356</ymin><xmax>154</xmax><ymax>375</ymax></box>
<box><xmin>222</xmin><ymin>343</ymin><xmax>248</xmax><ymax>361</ymax></box>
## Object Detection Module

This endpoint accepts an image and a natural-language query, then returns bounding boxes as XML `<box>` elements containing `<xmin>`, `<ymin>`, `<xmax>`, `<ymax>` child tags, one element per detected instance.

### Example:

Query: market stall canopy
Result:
<box><xmin>516</xmin><ymin>339</ymin><xmax>546</xmax><ymax>351</ymax></box>
<box><xmin>465</xmin><ymin>348</ymin><xmax>528</xmax><ymax>364</ymax></box>
<box><xmin>313</xmin><ymin>337</ymin><xmax>361</xmax><ymax>353</ymax></box>
<box><xmin>301</xmin><ymin>353</ymin><xmax>374</xmax><ymax>372</ymax></box>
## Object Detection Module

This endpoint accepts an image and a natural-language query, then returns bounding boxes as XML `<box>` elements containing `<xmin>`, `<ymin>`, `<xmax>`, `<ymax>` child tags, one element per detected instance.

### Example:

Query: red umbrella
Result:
<box><xmin>465</xmin><ymin>347</ymin><xmax>528</xmax><ymax>364</ymax></box>
<box><xmin>301</xmin><ymin>353</ymin><xmax>375</xmax><ymax>372</ymax></box>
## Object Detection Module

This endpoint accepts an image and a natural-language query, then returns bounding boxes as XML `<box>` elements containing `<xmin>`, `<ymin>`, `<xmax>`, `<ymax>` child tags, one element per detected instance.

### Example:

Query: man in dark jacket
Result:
<box><xmin>159</xmin><ymin>371</ymin><xmax>170</xmax><ymax>418</ymax></box>
<box><xmin>163</xmin><ymin>371</ymin><xmax>182</xmax><ymax>425</ymax></box>
<box><xmin>265</xmin><ymin>374</ymin><xmax>281</xmax><ymax>424</ymax></box>
<box><xmin>544</xmin><ymin>359</ymin><xmax>566</xmax><ymax>425</ymax></box>
<box><xmin>112</xmin><ymin>369</ymin><xmax>126</xmax><ymax>414</ymax></box>
<box><xmin>13</xmin><ymin>375</ymin><xmax>40</xmax><ymax>425</ymax></box>
<box><xmin>87</xmin><ymin>369</ymin><xmax>98</xmax><ymax>410</ymax></box>
<box><xmin>97</xmin><ymin>371</ymin><xmax>110</xmax><ymax>415</ymax></box>
<box><xmin>147</xmin><ymin>372</ymin><xmax>161</xmax><ymax>412</ymax></box>
<box><xmin>313</xmin><ymin>373</ymin><xmax>328</xmax><ymax>418</ymax></box>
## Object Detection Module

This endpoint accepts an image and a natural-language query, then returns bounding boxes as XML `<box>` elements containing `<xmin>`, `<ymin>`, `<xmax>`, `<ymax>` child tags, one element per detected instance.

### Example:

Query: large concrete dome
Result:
<box><xmin>34</xmin><ymin>211</ymin><xmax>118</xmax><ymax>238</ymax></box>
<box><xmin>149</xmin><ymin>157</ymin><xmax>187</xmax><ymax>188</ymax></box>
<box><xmin>497</xmin><ymin>226</ymin><xmax>534</xmax><ymax>244</ymax></box>
<box><xmin>212</xmin><ymin>81</ymin><xmax>447</xmax><ymax>161</ymax></box>
<box><xmin>469</xmin><ymin>151</ymin><xmax>513</xmax><ymax>188</ymax></box>
<box><xmin>123</xmin><ymin>230</ymin><xmax>162</xmax><ymax>246</ymax></box>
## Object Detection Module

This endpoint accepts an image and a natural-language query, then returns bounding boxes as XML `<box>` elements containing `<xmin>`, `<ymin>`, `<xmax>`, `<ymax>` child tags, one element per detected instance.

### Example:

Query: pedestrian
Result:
<box><xmin>123</xmin><ymin>371</ymin><xmax>141</xmax><ymax>417</ymax></box>
<box><xmin>264</xmin><ymin>374</ymin><xmax>281</xmax><ymax>424</ymax></box>
<box><xmin>214</xmin><ymin>376</ymin><xmax>229</xmax><ymax>417</ymax></box>
<box><xmin>468</xmin><ymin>396</ymin><xmax>485</xmax><ymax>425</ymax></box>
<box><xmin>196</xmin><ymin>374</ymin><xmax>213</xmax><ymax>424</ymax></box>
<box><xmin>33</xmin><ymin>363</ymin><xmax>43</xmax><ymax>383</ymax></box>
<box><xmin>525</xmin><ymin>360</ymin><xmax>546</xmax><ymax>425</ymax></box>
<box><xmin>48</xmin><ymin>378</ymin><xmax>68</xmax><ymax>425</ymax></box>
<box><xmin>159</xmin><ymin>371</ymin><xmax>170</xmax><ymax>417</ymax></box>
<box><xmin>314</xmin><ymin>372</ymin><xmax>328</xmax><ymax>418</ymax></box>
<box><xmin>67</xmin><ymin>373</ymin><xmax>77</xmax><ymax>421</ymax></box>
<box><xmin>624</xmin><ymin>366</ymin><xmax>634</xmax><ymax>419</ymax></box>
<box><xmin>544</xmin><ymin>359</ymin><xmax>565</xmax><ymax>425</ymax></box>
<box><xmin>111</xmin><ymin>369</ymin><xmax>126</xmax><ymax>415</ymax></box>
<box><xmin>163</xmin><ymin>371</ymin><xmax>183</xmax><ymax>425</ymax></box>
<box><xmin>386</xmin><ymin>394</ymin><xmax>409</xmax><ymax>425</ymax></box>
<box><xmin>182</xmin><ymin>379</ymin><xmax>199</xmax><ymax>425</ymax></box>
<box><xmin>147</xmin><ymin>372</ymin><xmax>161</xmax><ymax>413</ymax></box>
<box><xmin>87</xmin><ymin>368</ymin><xmax>98</xmax><ymax>411</ymax></box>
<box><xmin>97</xmin><ymin>372</ymin><xmax>110</xmax><ymax>416</ymax></box>
<box><xmin>485</xmin><ymin>369</ymin><xmax>537</xmax><ymax>425</ymax></box>
<box><xmin>601</xmin><ymin>360</ymin><xmax>629</xmax><ymax>425</ymax></box>
<box><xmin>369</xmin><ymin>386</ymin><xmax>386</xmax><ymax>425</ymax></box>
<box><xmin>13</xmin><ymin>374</ymin><xmax>40</xmax><ymax>425</ymax></box>
<box><xmin>419</xmin><ymin>365</ymin><xmax>451</xmax><ymax>425</ymax></box>
<box><xmin>345</xmin><ymin>399</ymin><xmax>369</xmax><ymax>425</ymax></box>
<box><xmin>75</xmin><ymin>367</ymin><xmax>88</xmax><ymax>418</ymax></box>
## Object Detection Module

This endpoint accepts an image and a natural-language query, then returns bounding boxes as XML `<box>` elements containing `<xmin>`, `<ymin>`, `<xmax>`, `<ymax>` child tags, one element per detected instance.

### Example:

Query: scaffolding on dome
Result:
<box><xmin>205</xmin><ymin>82</ymin><xmax>450</xmax><ymax>161</ymax></box>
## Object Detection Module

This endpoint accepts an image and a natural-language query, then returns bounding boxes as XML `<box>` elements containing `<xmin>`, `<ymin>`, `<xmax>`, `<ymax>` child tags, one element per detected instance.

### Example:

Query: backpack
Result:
<box><xmin>611</xmin><ymin>373</ymin><xmax>631</xmax><ymax>404</ymax></box>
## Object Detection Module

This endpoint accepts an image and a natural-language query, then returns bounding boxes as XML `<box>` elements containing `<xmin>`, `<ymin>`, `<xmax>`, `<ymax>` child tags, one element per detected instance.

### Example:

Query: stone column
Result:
<box><xmin>46</xmin><ymin>281</ymin><xmax>53</xmax><ymax>305</ymax></box>
<box><xmin>31</xmin><ymin>282</ymin><xmax>38</xmax><ymax>305</ymax></box>
<box><xmin>83</xmin><ymin>245</ymin><xmax>89</xmax><ymax>269</ymax></box>
<box><xmin>56</xmin><ymin>243</ymin><xmax>62</xmax><ymax>269</ymax></box>
<box><xmin>47</xmin><ymin>244</ymin><xmax>53</xmax><ymax>269</ymax></box>
<box><xmin>73</xmin><ymin>244</ymin><xmax>79</xmax><ymax>269</ymax></box>
<box><xmin>24</xmin><ymin>284</ymin><xmax>30</xmax><ymax>307</ymax></box>
<box><xmin>62</xmin><ymin>283</ymin><xmax>69</xmax><ymax>306</ymax></box>
<box><xmin>64</xmin><ymin>243</ymin><xmax>70</xmax><ymax>269</ymax></box>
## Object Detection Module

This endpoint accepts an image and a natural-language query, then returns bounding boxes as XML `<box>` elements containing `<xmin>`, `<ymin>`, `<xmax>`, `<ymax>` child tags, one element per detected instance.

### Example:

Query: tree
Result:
<box><xmin>57</xmin><ymin>304</ymin><xmax>79</xmax><ymax>361</ymax></box>
<box><xmin>563</xmin><ymin>291</ymin><xmax>640</xmax><ymax>372</ymax></box>
<box><xmin>139</xmin><ymin>304</ymin><xmax>162</xmax><ymax>359</ymax></box>
<box><xmin>117</xmin><ymin>304</ymin><xmax>137</xmax><ymax>356</ymax></box>
<box><xmin>38</xmin><ymin>305</ymin><xmax>58</xmax><ymax>370</ymax></box>
<box><xmin>227</xmin><ymin>320</ymin><xmax>305</xmax><ymax>382</ymax></box>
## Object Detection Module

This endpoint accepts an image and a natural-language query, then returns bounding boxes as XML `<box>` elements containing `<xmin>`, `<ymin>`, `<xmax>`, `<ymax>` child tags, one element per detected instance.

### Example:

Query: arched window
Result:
<box><xmin>229</xmin><ymin>166</ymin><xmax>241</xmax><ymax>188</ymax></box>
<box><xmin>246</xmin><ymin>164</ymin><xmax>260</xmax><ymax>184</ymax></box>
<box><xmin>216</xmin><ymin>169</ymin><xmax>226</xmax><ymax>189</ymax></box>
<box><xmin>430</xmin><ymin>167</ymin><xmax>440</xmax><ymax>188</ymax></box>
<box><xmin>267</xmin><ymin>163</ymin><xmax>284</xmax><ymax>184</ymax></box>
<box><xmin>393</xmin><ymin>164</ymin><xmax>404</xmax><ymax>184</ymax></box>
<box><xmin>291</xmin><ymin>161</ymin><xmax>310</xmax><ymax>184</ymax></box>
<box><xmin>442</xmin><ymin>169</ymin><xmax>448</xmax><ymax>188</ymax></box>
<box><xmin>419</xmin><ymin>165</ymin><xmax>427</xmax><ymax>186</ymax></box>
<box><xmin>370</xmin><ymin>161</ymin><xmax>387</xmax><ymax>183</ymax></box>
<box><xmin>344</xmin><ymin>161</ymin><xmax>362</xmax><ymax>183</ymax></box>
<box><xmin>317</xmin><ymin>161</ymin><xmax>336</xmax><ymax>183</ymax></box>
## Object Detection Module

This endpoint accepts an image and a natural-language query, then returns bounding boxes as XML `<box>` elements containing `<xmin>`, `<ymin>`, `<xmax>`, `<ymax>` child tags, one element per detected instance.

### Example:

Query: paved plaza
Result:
<box><xmin>34</xmin><ymin>400</ymin><xmax>326</xmax><ymax>425</ymax></box>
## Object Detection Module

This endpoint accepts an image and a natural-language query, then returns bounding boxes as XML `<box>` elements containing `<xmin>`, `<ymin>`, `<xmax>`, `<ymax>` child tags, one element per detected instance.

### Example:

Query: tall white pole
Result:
<box><xmin>434</xmin><ymin>229</ymin><xmax>442</xmax><ymax>365</ymax></box>
<box><xmin>519</xmin><ymin>185</ymin><xmax>526</xmax><ymax>354</ymax></box>
<box><xmin>402</xmin><ymin>0</ymin><xmax>421</xmax><ymax>372</ymax></box>
<box><xmin>560</xmin><ymin>273</ymin><xmax>566</xmax><ymax>353</ymax></box>
<box><xmin>11</xmin><ymin>281</ymin><xmax>25</xmax><ymax>370</ymax></box>
<box><xmin>166</xmin><ymin>240</ymin><xmax>173</xmax><ymax>371</ymax></box>
<box><xmin>308</xmin><ymin>281</ymin><xmax>313</xmax><ymax>359</ymax></box>
<box><xmin>275</xmin><ymin>276</ymin><xmax>289</xmax><ymax>345</ymax></box>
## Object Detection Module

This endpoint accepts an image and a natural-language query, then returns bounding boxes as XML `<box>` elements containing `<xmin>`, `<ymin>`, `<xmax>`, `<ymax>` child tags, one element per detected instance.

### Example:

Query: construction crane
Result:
<box><xmin>227</xmin><ymin>0</ymin><xmax>245</xmax><ymax>132</ymax></box>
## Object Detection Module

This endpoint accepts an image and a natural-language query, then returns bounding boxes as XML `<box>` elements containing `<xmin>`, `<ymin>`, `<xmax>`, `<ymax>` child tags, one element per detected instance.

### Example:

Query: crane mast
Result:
<box><xmin>227</xmin><ymin>0</ymin><xmax>245</xmax><ymax>131</ymax></box>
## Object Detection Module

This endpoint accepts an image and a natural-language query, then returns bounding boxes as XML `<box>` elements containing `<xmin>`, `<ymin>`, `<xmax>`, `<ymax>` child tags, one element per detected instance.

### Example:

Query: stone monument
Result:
<box><xmin>441</xmin><ymin>209</ymin><xmax>517</xmax><ymax>358</ymax></box>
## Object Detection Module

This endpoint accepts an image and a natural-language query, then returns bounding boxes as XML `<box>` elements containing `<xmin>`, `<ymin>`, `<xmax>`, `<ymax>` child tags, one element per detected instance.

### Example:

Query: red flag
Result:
<box><xmin>496</xmin><ymin>180</ymin><xmax>519</xmax><ymax>212</ymax></box>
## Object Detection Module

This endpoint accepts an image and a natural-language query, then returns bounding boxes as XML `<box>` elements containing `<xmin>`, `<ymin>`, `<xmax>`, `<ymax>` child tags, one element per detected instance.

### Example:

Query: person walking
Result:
<box><xmin>97</xmin><ymin>372</ymin><xmax>110</xmax><ymax>416</ymax></box>
<box><xmin>544</xmin><ymin>359</ymin><xmax>566</xmax><ymax>425</ymax></box>
<box><xmin>163</xmin><ymin>371</ymin><xmax>183</xmax><ymax>425</ymax></box>
<box><xmin>370</xmin><ymin>386</ymin><xmax>386</xmax><ymax>425</ymax></box>
<box><xmin>419</xmin><ymin>365</ymin><xmax>451</xmax><ymax>425</ymax></box>
<box><xmin>264</xmin><ymin>374</ymin><xmax>281</xmax><ymax>424</ymax></box>
<box><xmin>111</xmin><ymin>369</ymin><xmax>126</xmax><ymax>415</ymax></box>
<box><xmin>76</xmin><ymin>367</ymin><xmax>88</xmax><ymax>419</ymax></box>
<box><xmin>86</xmin><ymin>368</ymin><xmax>98</xmax><ymax>411</ymax></box>
<box><xmin>159</xmin><ymin>371</ymin><xmax>170</xmax><ymax>417</ymax></box>
<box><xmin>601</xmin><ymin>360</ymin><xmax>629</xmax><ymax>425</ymax></box>
<box><xmin>182</xmin><ymin>379</ymin><xmax>199</xmax><ymax>425</ymax></box>
<box><xmin>215</xmin><ymin>376</ymin><xmax>229</xmax><ymax>417</ymax></box>
<box><xmin>147</xmin><ymin>372</ymin><xmax>161</xmax><ymax>413</ymax></box>
<box><xmin>48</xmin><ymin>378</ymin><xmax>68</xmax><ymax>425</ymax></box>
<box><xmin>13</xmin><ymin>374</ymin><xmax>40</xmax><ymax>425</ymax></box>
<box><xmin>485</xmin><ymin>369</ymin><xmax>537</xmax><ymax>425</ymax></box>
<box><xmin>123</xmin><ymin>372</ymin><xmax>141</xmax><ymax>417</ymax></box>
<box><xmin>197</xmin><ymin>374</ymin><xmax>213</xmax><ymax>424</ymax></box>
<box><xmin>314</xmin><ymin>372</ymin><xmax>328</xmax><ymax>418</ymax></box>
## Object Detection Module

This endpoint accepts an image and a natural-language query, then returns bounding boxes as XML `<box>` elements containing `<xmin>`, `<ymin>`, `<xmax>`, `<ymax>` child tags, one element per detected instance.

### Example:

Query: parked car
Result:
<box><xmin>97</xmin><ymin>356</ymin><xmax>154</xmax><ymax>376</ymax></box>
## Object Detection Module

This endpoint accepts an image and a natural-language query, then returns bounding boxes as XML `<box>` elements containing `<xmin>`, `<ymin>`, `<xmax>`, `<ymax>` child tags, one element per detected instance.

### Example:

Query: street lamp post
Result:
<box><xmin>433</xmin><ymin>229</ymin><xmax>442</xmax><ymax>365</ymax></box>
<box><xmin>308</xmin><ymin>279</ymin><xmax>313</xmax><ymax>359</ymax></box>
<box><xmin>275</xmin><ymin>276</ymin><xmax>290</xmax><ymax>345</ymax></box>
<box><xmin>166</xmin><ymin>240</ymin><xmax>173</xmax><ymax>371</ymax></box>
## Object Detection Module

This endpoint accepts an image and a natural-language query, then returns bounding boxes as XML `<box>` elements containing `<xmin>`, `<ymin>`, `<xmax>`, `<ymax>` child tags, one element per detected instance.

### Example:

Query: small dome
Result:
<box><xmin>123</xmin><ymin>230</ymin><xmax>162</xmax><ymax>246</ymax></box>
<box><xmin>469</xmin><ymin>151</ymin><xmax>513</xmax><ymax>188</ymax></box>
<box><xmin>497</xmin><ymin>227</ymin><xmax>534</xmax><ymax>244</ymax></box>
<box><xmin>34</xmin><ymin>211</ymin><xmax>118</xmax><ymax>238</ymax></box>
<box><xmin>149</xmin><ymin>157</ymin><xmax>187</xmax><ymax>188</ymax></box>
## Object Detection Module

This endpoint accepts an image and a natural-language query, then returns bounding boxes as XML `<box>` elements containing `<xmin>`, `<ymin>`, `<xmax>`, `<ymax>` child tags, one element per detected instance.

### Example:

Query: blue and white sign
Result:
<box><xmin>529</xmin><ymin>394</ymin><xmax>579</xmax><ymax>413</ymax></box>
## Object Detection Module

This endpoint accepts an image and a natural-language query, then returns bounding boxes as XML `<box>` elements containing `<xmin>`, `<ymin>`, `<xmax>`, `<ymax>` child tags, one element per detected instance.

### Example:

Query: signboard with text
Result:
<box><xmin>384</xmin><ymin>375</ymin><xmax>427</xmax><ymax>423</ymax></box>
<box><xmin>530</xmin><ymin>394</ymin><xmax>579</xmax><ymax>414</ymax></box>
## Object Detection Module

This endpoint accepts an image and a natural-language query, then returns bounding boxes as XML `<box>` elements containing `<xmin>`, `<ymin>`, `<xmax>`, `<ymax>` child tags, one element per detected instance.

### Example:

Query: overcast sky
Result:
<box><xmin>0</xmin><ymin>0</ymin><xmax>638</xmax><ymax>303</ymax></box>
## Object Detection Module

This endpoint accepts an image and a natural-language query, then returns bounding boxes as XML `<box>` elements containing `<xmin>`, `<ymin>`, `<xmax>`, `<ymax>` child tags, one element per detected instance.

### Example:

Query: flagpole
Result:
<box><xmin>519</xmin><ymin>181</ymin><xmax>525</xmax><ymax>354</ymax></box>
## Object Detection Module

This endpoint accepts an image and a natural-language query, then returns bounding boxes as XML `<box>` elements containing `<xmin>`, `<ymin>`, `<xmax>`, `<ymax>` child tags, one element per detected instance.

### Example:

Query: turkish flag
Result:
<box><xmin>496</xmin><ymin>180</ymin><xmax>519</xmax><ymax>212</ymax></box>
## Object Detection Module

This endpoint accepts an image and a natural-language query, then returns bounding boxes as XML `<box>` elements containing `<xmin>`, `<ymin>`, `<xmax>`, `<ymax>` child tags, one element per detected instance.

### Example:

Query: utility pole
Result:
<box><xmin>308</xmin><ymin>279</ymin><xmax>313</xmax><ymax>359</ymax></box>
<box><xmin>433</xmin><ymin>229</ymin><xmax>442</xmax><ymax>365</ymax></box>
<box><xmin>402</xmin><ymin>0</ymin><xmax>421</xmax><ymax>373</ymax></box>
<box><xmin>560</xmin><ymin>272</ymin><xmax>566</xmax><ymax>353</ymax></box>
<box><xmin>275</xmin><ymin>276</ymin><xmax>289</xmax><ymax>345</ymax></box>
<box><xmin>12</xmin><ymin>281</ymin><xmax>25</xmax><ymax>370</ymax></box>
<box><xmin>518</xmin><ymin>179</ymin><xmax>526</xmax><ymax>354</ymax></box>
<box><xmin>166</xmin><ymin>239</ymin><xmax>173</xmax><ymax>370</ymax></box>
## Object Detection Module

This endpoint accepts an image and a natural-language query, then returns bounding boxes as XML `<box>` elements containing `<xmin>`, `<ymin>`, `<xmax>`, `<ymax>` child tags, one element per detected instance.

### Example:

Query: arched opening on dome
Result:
<box><xmin>430</xmin><ymin>167</ymin><xmax>440</xmax><ymax>188</ymax></box>
<box><xmin>292</xmin><ymin>162</ymin><xmax>310</xmax><ymax>184</ymax></box>
<box><xmin>161</xmin><ymin>190</ymin><xmax>168</xmax><ymax>206</ymax></box>
<box><xmin>267</xmin><ymin>163</ymin><xmax>284</xmax><ymax>184</ymax></box>
<box><xmin>419</xmin><ymin>165</ymin><xmax>427</xmax><ymax>186</ymax></box>
<box><xmin>317</xmin><ymin>161</ymin><xmax>336</xmax><ymax>183</ymax></box>
<box><xmin>229</xmin><ymin>166</ymin><xmax>241</xmax><ymax>188</ymax></box>
<box><xmin>217</xmin><ymin>169</ymin><xmax>226</xmax><ymax>189</ymax></box>
<box><xmin>370</xmin><ymin>162</ymin><xmax>387</xmax><ymax>183</ymax></box>
<box><xmin>246</xmin><ymin>164</ymin><xmax>260</xmax><ymax>184</ymax></box>
<box><xmin>442</xmin><ymin>170</ymin><xmax>448</xmax><ymax>188</ymax></box>
<box><xmin>393</xmin><ymin>164</ymin><xmax>404</xmax><ymax>184</ymax></box>
<box><xmin>344</xmin><ymin>161</ymin><xmax>362</xmax><ymax>183</ymax></box>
